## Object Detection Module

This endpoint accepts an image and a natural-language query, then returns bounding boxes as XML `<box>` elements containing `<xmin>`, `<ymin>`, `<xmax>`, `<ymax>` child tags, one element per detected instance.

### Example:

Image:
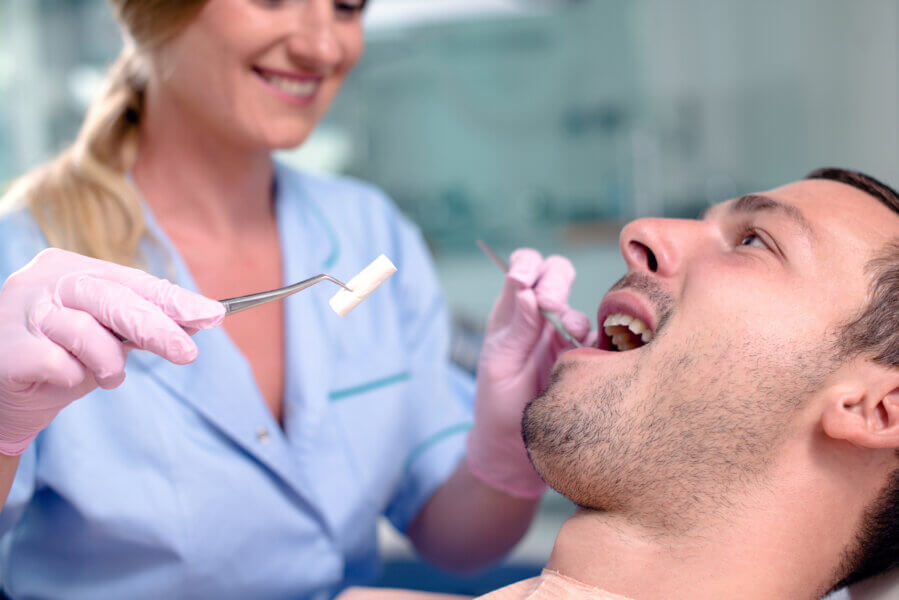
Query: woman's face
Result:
<box><xmin>150</xmin><ymin>0</ymin><xmax>365</xmax><ymax>151</ymax></box>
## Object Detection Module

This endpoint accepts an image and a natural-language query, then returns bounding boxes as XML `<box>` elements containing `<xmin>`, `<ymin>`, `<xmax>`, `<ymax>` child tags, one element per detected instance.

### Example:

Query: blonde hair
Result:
<box><xmin>0</xmin><ymin>0</ymin><xmax>209</xmax><ymax>266</ymax></box>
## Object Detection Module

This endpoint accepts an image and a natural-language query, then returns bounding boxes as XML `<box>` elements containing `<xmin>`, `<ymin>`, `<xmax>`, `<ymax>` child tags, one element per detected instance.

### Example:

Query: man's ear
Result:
<box><xmin>822</xmin><ymin>363</ymin><xmax>899</xmax><ymax>449</ymax></box>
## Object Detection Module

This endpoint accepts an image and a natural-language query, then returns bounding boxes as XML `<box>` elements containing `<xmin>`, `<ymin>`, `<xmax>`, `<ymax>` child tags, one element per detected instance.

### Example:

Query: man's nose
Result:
<box><xmin>619</xmin><ymin>218</ymin><xmax>709</xmax><ymax>278</ymax></box>
<box><xmin>286</xmin><ymin>1</ymin><xmax>343</xmax><ymax>71</ymax></box>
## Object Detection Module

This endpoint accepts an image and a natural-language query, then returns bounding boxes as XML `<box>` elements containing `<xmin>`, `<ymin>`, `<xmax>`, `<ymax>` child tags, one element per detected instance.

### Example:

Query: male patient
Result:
<box><xmin>344</xmin><ymin>168</ymin><xmax>899</xmax><ymax>600</ymax></box>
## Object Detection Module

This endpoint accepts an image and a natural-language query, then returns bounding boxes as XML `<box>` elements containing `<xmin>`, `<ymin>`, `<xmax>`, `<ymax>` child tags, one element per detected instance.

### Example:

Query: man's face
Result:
<box><xmin>523</xmin><ymin>179</ymin><xmax>899</xmax><ymax>527</ymax></box>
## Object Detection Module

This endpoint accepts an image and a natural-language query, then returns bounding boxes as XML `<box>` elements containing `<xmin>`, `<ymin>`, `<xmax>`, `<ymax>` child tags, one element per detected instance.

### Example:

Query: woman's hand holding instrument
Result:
<box><xmin>466</xmin><ymin>248</ymin><xmax>592</xmax><ymax>499</ymax></box>
<box><xmin>0</xmin><ymin>248</ymin><xmax>225</xmax><ymax>455</ymax></box>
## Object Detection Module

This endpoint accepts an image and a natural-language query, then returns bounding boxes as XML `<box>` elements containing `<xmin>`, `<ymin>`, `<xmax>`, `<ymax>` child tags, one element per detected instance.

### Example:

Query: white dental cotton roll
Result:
<box><xmin>329</xmin><ymin>254</ymin><xmax>397</xmax><ymax>317</ymax></box>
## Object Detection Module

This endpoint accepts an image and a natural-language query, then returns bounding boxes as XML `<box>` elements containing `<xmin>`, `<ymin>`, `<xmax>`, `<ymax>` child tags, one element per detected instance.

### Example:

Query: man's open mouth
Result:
<box><xmin>603</xmin><ymin>313</ymin><xmax>654</xmax><ymax>351</ymax></box>
<box><xmin>596</xmin><ymin>292</ymin><xmax>658</xmax><ymax>352</ymax></box>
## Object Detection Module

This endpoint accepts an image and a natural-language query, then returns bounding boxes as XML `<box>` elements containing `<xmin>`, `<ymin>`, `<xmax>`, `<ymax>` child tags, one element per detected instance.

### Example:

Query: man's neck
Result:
<box><xmin>545</xmin><ymin>509</ymin><xmax>824</xmax><ymax>600</ymax></box>
<box><xmin>543</xmin><ymin>448</ymin><xmax>868</xmax><ymax>600</ymax></box>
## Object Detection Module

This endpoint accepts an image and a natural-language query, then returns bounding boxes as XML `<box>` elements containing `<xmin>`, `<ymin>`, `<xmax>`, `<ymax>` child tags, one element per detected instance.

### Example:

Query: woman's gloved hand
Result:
<box><xmin>467</xmin><ymin>249</ymin><xmax>592</xmax><ymax>499</ymax></box>
<box><xmin>0</xmin><ymin>248</ymin><xmax>225</xmax><ymax>456</ymax></box>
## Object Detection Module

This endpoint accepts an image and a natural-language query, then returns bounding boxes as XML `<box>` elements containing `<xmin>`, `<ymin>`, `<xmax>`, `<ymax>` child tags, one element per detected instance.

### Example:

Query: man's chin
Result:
<box><xmin>525</xmin><ymin>441</ymin><xmax>616</xmax><ymax>512</ymax></box>
<box><xmin>523</xmin><ymin>359</ymin><xmax>639</xmax><ymax>511</ymax></box>
<box><xmin>522</xmin><ymin>384</ymin><xmax>598</xmax><ymax>507</ymax></box>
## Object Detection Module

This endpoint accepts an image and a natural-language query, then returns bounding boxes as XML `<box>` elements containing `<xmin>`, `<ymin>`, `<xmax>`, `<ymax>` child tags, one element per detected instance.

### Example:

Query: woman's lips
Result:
<box><xmin>253</xmin><ymin>67</ymin><xmax>323</xmax><ymax>106</ymax></box>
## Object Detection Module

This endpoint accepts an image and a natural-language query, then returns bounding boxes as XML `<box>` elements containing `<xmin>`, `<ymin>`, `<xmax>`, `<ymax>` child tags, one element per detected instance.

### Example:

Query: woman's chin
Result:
<box><xmin>268</xmin><ymin>136</ymin><xmax>311</xmax><ymax>151</ymax></box>
<box><xmin>252</xmin><ymin>130</ymin><xmax>315</xmax><ymax>153</ymax></box>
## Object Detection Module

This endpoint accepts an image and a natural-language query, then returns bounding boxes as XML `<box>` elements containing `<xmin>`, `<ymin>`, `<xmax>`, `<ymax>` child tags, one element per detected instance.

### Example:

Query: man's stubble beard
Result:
<box><xmin>522</xmin><ymin>331</ymin><xmax>831</xmax><ymax>534</ymax></box>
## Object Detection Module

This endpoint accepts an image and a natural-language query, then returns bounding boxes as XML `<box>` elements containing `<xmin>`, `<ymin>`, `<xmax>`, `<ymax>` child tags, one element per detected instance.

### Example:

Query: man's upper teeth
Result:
<box><xmin>266</xmin><ymin>74</ymin><xmax>316</xmax><ymax>96</ymax></box>
<box><xmin>603</xmin><ymin>313</ymin><xmax>654</xmax><ymax>343</ymax></box>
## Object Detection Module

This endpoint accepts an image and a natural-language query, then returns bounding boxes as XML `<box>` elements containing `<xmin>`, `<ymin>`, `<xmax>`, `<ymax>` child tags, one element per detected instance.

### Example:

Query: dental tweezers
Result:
<box><xmin>115</xmin><ymin>275</ymin><xmax>351</xmax><ymax>343</ymax></box>
<box><xmin>477</xmin><ymin>240</ymin><xmax>584</xmax><ymax>348</ymax></box>
<box><xmin>220</xmin><ymin>274</ymin><xmax>352</xmax><ymax>315</ymax></box>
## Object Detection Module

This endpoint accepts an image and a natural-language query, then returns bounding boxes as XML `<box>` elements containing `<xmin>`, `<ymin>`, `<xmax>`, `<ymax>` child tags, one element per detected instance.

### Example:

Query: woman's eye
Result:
<box><xmin>335</xmin><ymin>1</ymin><xmax>364</xmax><ymax>14</ymax></box>
<box><xmin>739</xmin><ymin>232</ymin><xmax>768</xmax><ymax>249</ymax></box>
<box><xmin>254</xmin><ymin>0</ymin><xmax>363</xmax><ymax>14</ymax></box>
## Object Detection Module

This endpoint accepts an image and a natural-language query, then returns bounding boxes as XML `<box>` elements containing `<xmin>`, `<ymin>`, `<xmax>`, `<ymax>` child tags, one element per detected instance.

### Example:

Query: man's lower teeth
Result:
<box><xmin>605</xmin><ymin>322</ymin><xmax>654</xmax><ymax>350</ymax></box>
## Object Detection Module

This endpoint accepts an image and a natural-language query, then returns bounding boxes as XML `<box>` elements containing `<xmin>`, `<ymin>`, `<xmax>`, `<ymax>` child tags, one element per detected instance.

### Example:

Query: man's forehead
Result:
<box><xmin>770</xmin><ymin>179</ymin><xmax>883</xmax><ymax>211</ymax></box>
<box><xmin>713</xmin><ymin>179</ymin><xmax>872</xmax><ymax>214</ymax></box>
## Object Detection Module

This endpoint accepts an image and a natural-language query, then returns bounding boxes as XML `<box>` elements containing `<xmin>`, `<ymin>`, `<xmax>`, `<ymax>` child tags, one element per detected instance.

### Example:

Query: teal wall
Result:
<box><xmin>319</xmin><ymin>1</ymin><xmax>640</xmax><ymax>251</ymax></box>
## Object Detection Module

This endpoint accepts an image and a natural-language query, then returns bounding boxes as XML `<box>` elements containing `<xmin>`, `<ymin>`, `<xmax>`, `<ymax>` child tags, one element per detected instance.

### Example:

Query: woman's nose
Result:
<box><xmin>619</xmin><ymin>218</ymin><xmax>700</xmax><ymax>278</ymax></box>
<box><xmin>287</xmin><ymin>2</ymin><xmax>343</xmax><ymax>70</ymax></box>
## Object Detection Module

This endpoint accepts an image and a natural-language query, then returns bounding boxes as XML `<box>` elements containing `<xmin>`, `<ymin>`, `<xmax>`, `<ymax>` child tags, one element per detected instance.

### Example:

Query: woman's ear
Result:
<box><xmin>822</xmin><ymin>364</ymin><xmax>899</xmax><ymax>449</ymax></box>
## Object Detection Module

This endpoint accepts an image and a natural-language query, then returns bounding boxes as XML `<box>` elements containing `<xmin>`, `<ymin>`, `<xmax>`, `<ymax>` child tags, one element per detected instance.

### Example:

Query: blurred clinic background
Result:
<box><xmin>1</xmin><ymin>0</ymin><xmax>898</xmax><ymax>595</ymax></box>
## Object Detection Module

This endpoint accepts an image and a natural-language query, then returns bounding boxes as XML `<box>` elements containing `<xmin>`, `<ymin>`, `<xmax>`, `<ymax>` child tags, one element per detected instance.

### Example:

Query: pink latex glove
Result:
<box><xmin>0</xmin><ymin>248</ymin><xmax>225</xmax><ymax>455</ymax></box>
<box><xmin>467</xmin><ymin>249</ymin><xmax>592</xmax><ymax>499</ymax></box>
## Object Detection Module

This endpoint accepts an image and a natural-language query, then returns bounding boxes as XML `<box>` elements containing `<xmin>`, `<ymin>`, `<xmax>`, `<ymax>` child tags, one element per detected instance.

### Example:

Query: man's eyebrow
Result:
<box><xmin>701</xmin><ymin>193</ymin><xmax>815</xmax><ymax>239</ymax></box>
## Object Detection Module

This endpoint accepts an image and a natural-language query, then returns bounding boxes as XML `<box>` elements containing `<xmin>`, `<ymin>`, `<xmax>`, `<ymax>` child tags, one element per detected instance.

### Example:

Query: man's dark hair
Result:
<box><xmin>805</xmin><ymin>168</ymin><xmax>899</xmax><ymax>590</ymax></box>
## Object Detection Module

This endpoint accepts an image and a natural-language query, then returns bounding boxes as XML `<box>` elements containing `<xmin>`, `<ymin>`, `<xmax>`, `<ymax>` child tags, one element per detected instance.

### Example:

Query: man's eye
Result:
<box><xmin>739</xmin><ymin>230</ymin><xmax>768</xmax><ymax>249</ymax></box>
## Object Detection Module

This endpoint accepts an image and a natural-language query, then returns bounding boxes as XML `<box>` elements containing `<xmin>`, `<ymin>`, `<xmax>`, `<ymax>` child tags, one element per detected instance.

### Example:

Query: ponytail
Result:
<box><xmin>2</xmin><ymin>46</ymin><xmax>148</xmax><ymax>266</ymax></box>
<box><xmin>2</xmin><ymin>0</ymin><xmax>210</xmax><ymax>266</ymax></box>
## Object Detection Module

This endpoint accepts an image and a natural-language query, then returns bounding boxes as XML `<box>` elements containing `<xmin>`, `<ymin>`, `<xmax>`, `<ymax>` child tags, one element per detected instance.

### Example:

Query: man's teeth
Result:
<box><xmin>263</xmin><ymin>74</ymin><xmax>318</xmax><ymax>97</ymax></box>
<box><xmin>602</xmin><ymin>313</ymin><xmax>654</xmax><ymax>349</ymax></box>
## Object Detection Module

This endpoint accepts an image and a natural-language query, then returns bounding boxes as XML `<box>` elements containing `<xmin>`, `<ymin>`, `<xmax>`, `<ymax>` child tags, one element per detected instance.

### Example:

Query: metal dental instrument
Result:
<box><xmin>115</xmin><ymin>275</ymin><xmax>352</xmax><ymax>343</ymax></box>
<box><xmin>476</xmin><ymin>240</ymin><xmax>584</xmax><ymax>348</ymax></box>
<box><xmin>220</xmin><ymin>274</ymin><xmax>352</xmax><ymax>316</ymax></box>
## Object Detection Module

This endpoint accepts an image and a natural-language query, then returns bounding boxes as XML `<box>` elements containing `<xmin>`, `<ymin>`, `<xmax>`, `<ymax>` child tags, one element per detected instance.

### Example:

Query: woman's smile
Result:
<box><xmin>252</xmin><ymin>66</ymin><xmax>323</xmax><ymax>106</ymax></box>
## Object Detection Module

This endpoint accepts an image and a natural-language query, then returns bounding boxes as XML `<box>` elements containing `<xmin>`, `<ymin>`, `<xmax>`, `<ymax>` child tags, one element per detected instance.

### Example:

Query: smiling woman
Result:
<box><xmin>4</xmin><ymin>0</ymin><xmax>370</xmax><ymax>267</ymax></box>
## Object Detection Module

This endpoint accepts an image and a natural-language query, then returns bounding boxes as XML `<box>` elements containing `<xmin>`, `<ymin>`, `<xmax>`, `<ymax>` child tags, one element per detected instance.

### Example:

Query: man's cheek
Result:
<box><xmin>675</xmin><ymin>296</ymin><xmax>776</xmax><ymax>347</ymax></box>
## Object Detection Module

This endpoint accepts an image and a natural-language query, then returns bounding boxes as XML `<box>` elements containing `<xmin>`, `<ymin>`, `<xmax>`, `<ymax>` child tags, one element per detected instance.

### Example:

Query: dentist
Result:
<box><xmin>0</xmin><ymin>1</ymin><xmax>589</xmax><ymax>598</ymax></box>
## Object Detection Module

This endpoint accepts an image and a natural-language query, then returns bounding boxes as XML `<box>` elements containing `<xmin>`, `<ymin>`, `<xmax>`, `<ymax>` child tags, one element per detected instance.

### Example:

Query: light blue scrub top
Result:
<box><xmin>0</xmin><ymin>164</ymin><xmax>474</xmax><ymax>599</ymax></box>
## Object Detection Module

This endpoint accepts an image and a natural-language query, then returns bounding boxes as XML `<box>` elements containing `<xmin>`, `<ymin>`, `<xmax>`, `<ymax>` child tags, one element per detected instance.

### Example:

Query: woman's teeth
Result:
<box><xmin>261</xmin><ymin>73</ymin><xmax>318</xmax><ymax>97</ymax></box>
<box><xmin>603</xmin><ymin>313</ymin><xmax>654</xmax><ymax>350</ymax></box>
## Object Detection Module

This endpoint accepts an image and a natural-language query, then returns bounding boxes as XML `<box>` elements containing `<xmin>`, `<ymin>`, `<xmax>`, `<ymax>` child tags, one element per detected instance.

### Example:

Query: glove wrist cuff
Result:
<box><xmin>0</xmin><ymin>436</ymin><xmax>35</xmax><ymax>456</ymax></box>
